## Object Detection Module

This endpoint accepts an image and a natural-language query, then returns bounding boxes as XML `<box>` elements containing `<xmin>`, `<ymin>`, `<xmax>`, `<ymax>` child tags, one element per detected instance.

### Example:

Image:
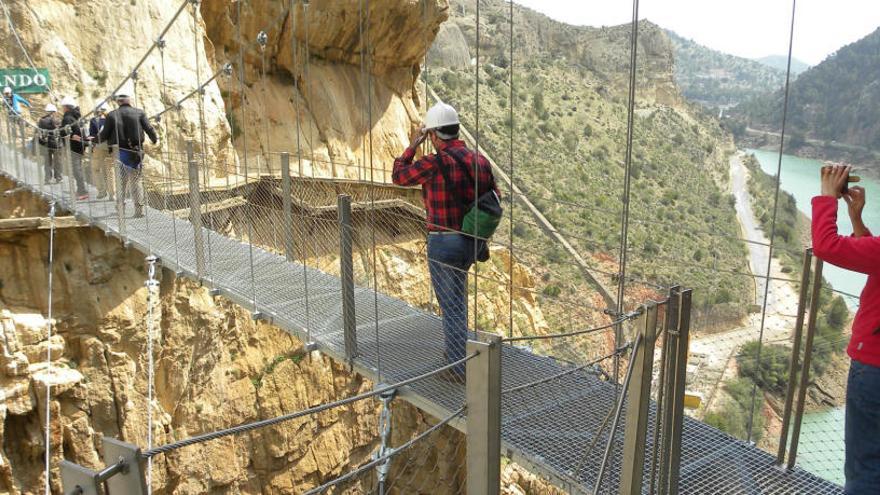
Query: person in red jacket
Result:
<box><xmin>811</xmin><ymin>164</ymin><xmax>879</xmax><ymax>494</ymax></box>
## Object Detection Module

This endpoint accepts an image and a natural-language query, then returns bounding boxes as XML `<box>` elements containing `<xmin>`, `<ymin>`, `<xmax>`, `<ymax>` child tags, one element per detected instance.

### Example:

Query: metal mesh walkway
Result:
<box><xmin>0</xmin><ymin>142</ymin><xmax>842</xmax><ymax>494</ymax></box>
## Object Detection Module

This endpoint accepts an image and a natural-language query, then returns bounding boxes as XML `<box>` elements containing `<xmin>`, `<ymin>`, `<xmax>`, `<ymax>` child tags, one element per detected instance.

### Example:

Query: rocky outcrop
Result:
<box><xmin>201</xmin><ymin>0</ymin><xmax>450</xmax><ymax>179</ymax></box>
<box><xmin>0</xmin><ymin>0</ymin><xmax>236</xmax><ymax>177</ymax></box>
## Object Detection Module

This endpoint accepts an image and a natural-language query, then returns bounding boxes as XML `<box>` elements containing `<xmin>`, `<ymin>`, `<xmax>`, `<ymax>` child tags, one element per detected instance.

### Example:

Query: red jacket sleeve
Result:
<box><xmin>392</xmin><ymin>147</ymin><xmax>437</xmax><ymax>186</ymax></box>
<box><xmin>811</xmin><ymin>195</ymin><xmax>880</xmax><ymax>275</ymax></box>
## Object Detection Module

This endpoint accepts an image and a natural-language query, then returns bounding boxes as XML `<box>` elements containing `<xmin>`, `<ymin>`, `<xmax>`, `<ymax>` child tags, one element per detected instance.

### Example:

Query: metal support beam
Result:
<box><xmin>466</xmin><ymin>331</ymin><xmax>502</xmax><ymax>495</ymax></box>
<box><xmin>187</xmin><ymin>141</ymin><xmax>206</xmax><ymax>279</ymax></box>
<box><xmin>619</xmin><ymin>303</ymin><xmax>659</xmax><ymax>495</ymax></box>
<box><xmin>114</xmin><ymin>146</ymin><xmax>125</xmax><ymax>236</ymax></box>
<box><xmin>651</xmin><ymin>286</ymin><xmax>679</xmax><ymax>495</ymax></box>
<box><xmin>338</xmin><ymin>194</ymin><xmax>357</xmax><ymax>361</ymax></box>
<box><xmin>787</xmin><ymin>258</ymin><xmax>824</xmax><ymax>471</ymax></box>
<box><xmin>60</xmin><ymin>437</ymin><xmax>147</xmax><ymax>495</ymax></box>
<box><xmin>103</xmin><ymin>438</ymin><xmax>148</xmax><ymax>495</ymax></box>
<box><xmin>777</xmin><ymin>248</ymin><xmax>813</xmax><ymax>465</ymax></box>
<box><xmin>63</xmin><ymin>136</ymin><xmax>75</xmax><ymax>206</ymax></box>
<box><xmin>281</xmin><ymin>152</ymin><xmax>295</xmax><ymax>261</ymax></box>
<box><xmin>667</xmin><ymin>289</ymin><xmax>692</xmax><ymax>494</ymax></box>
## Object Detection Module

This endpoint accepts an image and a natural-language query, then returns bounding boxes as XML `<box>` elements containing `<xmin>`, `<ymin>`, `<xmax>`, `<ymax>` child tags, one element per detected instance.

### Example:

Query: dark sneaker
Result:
<box><xmin>133</xmin><ymin>210</ymin><xmax>144</xmax><ymax>219</ymax></box>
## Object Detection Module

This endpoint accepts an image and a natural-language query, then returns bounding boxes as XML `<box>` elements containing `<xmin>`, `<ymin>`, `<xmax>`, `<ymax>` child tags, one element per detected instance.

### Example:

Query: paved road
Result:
<box><xmin>687</xmin><ymin>153</ymin><xmax>800</xmax><ymax>411</ymax></box>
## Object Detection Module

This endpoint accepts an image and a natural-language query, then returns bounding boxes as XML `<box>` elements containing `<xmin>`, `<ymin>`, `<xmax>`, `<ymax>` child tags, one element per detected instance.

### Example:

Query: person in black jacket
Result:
<box><xmin>98</xmin><ymin>87</ymin><xmax>158</xmax><ymax>217</ymax></box>
<box><xmin>60</xmin><ymin>96</ymin><xmax>88</xmax><ymax>199</ymax></box>
<box><xmin>37</xmin><ymin>104</ymin><xmax>62</xmax><ymax>183</ymax></box>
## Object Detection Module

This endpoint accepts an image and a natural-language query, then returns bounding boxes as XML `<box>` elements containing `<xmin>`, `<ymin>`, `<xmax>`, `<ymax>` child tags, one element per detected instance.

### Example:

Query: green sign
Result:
<box><xmin>0</xmin><ymin>68</ymin><xmax>51</xmax><ymax>94</ymax></box>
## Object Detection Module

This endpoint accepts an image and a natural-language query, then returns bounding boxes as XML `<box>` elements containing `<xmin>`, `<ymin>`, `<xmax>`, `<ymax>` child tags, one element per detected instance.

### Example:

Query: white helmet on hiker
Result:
<box><xmin>423</xmin><ymin>102</ymin><xmax>460</xmax><ymax>131</ymax></box>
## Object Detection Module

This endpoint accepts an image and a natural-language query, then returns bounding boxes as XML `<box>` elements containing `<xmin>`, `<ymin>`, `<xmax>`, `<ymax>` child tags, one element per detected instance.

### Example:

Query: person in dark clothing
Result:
<box><xmin>60</xmin><ymin>96</ymin><xmax>88</xmax><ymax>198</ymax></box>
<box><xmin>392</xmin><ymin>102</ymin><xmax>498</xmax><ymax>382</ymax></box>
<box><xmin>98</xmin><ymin>86</ymin><xmax>158</xmax><ymax>218</ymax></box>
<box><xmin>37</xmin><ymin>104</ymin><xmax>62</xmax><ymax>183</ymax></box>
<box><xmin>87</xmin><ymin>103</ymin><xmax>112</xmax><ymax>198</ymax></box>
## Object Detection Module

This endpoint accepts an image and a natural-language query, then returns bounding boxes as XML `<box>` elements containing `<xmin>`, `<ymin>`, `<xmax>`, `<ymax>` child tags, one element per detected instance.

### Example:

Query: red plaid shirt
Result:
<box><xmin>393</xmin><ymin>139</ymin><xmax>498</xmax><ymax>232</ymax></box>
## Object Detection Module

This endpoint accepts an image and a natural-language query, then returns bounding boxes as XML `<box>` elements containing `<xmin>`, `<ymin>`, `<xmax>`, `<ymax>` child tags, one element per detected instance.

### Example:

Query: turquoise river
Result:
<box><xmin>748</xmin><ymin>149</ymin><xmax>877</xmax><ymax>486</ymax></box>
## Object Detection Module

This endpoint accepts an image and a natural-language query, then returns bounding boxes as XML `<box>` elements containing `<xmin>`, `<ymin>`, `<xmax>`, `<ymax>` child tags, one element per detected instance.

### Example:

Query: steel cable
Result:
<box><xmin>142</xmin><ymin>353</ymin><xmax>477</xmax><ymax>458</ymax></box>
<box><xmin>43</xmin><ymin>201</ymin><xmax>56</xmax><ymax>495</ymax></box>
<box><xmin>302</xmin><ymin>405</ymin><xmax>466</xmax><ymax>495</ymax></box>
<box><xmin>746</xmin><ymin>0</ymin><xmax>799</xmax><ymax>443</ymax></box>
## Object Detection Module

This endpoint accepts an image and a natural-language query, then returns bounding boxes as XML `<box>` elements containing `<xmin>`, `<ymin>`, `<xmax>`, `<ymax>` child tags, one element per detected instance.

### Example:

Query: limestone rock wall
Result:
<box><xmin>0</xmin><ymin>0</ymin><xmax>236</xmax><ymax>177</ymax></box>
<box><xmin>201</xmin><ymin>0</ymin><xmax>449</xmax><ymax>179</ymax></box>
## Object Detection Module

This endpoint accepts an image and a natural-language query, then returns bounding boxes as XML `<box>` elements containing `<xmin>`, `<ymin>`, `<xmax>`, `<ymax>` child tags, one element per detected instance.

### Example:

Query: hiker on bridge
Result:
<box><xmin>812</xmin><ymin>164</ymin><xmax>880</xmax><ymax>494</ymax></box>
<box><xmin>2</xmin><ymin>86</ymin><xmax>30</xmax><ymax>116</ymax></box>
<box><xmin>98</xmin><ymin>84</ymin><xmax>158</xmax><ymax>218</ymax></box>
<box><xmin>392</xmin><ymin>101</ymin><xmax>500</xmax><ymax>382</ymax></box>
<box><xmin>60</xmin><ymin>96</ymin><xmax>89</xmax><ymax>200</ymax></box>
<box><xmin>37</xmin><ymin>103</ymin><xmax>62</xmax><ymax>183</ymax></box>
<box><xmin>88</xmin><ymin>103</ymin><xmax>114</xmax><ymax>200</ymax></box>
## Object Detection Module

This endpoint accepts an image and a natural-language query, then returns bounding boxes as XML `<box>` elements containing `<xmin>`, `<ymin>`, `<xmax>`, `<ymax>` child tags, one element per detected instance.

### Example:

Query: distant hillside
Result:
<box><xmin>756</xmin><ymin>55</ymin><xmax>809</xmax><ymax>75</ymax></box>
<box><xmin>734</xmin><ymin>27</ymin><xmax>880</xmax><ymax>152</ymax></box>
<box><xmin>666</xmin><ymin>30</ymin><xmax>788</xmax><ymax>108</ymax></box>
<box><xmin>428</xmin><ymin>0</ymin><xmax>751</xmax><ymax>320</ymax></box>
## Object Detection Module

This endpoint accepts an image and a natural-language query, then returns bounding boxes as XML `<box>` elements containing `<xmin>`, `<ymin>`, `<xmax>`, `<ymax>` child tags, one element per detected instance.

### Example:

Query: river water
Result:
<box><xmin>747</xmin><ymin>149</ymin><xmax>877</xmax><ymax>486</ymax></box>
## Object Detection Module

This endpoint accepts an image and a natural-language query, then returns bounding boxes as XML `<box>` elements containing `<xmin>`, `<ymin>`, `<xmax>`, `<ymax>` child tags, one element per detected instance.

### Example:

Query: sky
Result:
<box><xmin>513</xmin><ymin>0</ymin><xmax>880</xmax><ymax>66</ymax></box>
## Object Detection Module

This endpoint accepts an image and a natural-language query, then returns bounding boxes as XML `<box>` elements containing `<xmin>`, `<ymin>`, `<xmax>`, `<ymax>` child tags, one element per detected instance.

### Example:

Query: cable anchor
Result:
<box><xmin>256</xmin><ymin>31</ymin><xmax>268</xmax><ymax>49</ymax></box>
<box><xmin>222</xmin><ymin>63</ymin><xmax>234</xmax><ymax>77</ymax></box>
<box><xmin>372</xmin><ymin>385</ymin><xmax>397</xmax><ymax>494</ymax></box>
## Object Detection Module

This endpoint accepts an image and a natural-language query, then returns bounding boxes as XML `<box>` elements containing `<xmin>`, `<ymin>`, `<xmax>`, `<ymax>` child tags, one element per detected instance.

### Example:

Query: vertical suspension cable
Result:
<box><xmin>43</xmin><ymin>200</ymin><xmax>56</xmax><ymax>495</ymax></box>
<box><xmin>158</xmin><ymin>44</ymin><xmax>181</xmax><ymax>272</ymax></box>
<box><xmin>290</xmin><ymin>0</ymin><xmax>312</xmax><ymax>344</ymax></box>
<box><xmin>304</xmin><ymin>2</ymin><xmax>315</xmax><ymax>178</ymax></box>
<box><xmin>192</xmin><ymin>1</ymin><xmax>214</xmax><ymax>285</ymax></box>
<box><xmin>746</xmin><ymin>0</ymin><xmax>798</xmax><ymax>444</ymax></box>
<box><xmin>614</xmin><ymin>0</ymin><xmax>641</xmax><ymax>389</ymax></box>
<box><xmin>507</xmin><ymin>0</ymin><xmax>514</xmax><ymax>338</ymax></box>
<box><xmin>236</xmin><ymin>0</ymin><xmax>260</xmax><ymax>317</ymax></box>
<box><xmin>472</xmin><ymin>0</ymin><xmax>480</xmax><ymax>338</ymax></box>
<box><xmin>144</xmin><ymin>255</ymin><xmax>159</xmax><ymax>495</ymax></box>
<box><xmin>364</xmin><ymin>0</ymin><xmax>383</xmax><ymax>382</ymax></box>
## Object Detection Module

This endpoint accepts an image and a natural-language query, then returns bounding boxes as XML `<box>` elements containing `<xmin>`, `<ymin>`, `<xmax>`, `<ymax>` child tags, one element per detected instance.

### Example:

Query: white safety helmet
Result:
<box><xmin>2</xmin><ymin>86</ymin><xmax>11</xmax><ymax>95</ymax></box>
<box><xmin>60</xmin><ymin>95</ymin><xmax>77</xmax><ymax>108</ymax></box>
<box><xmin>45</xmin><ymin>103</ymin><xmax>57</xmax><ymax>113</ymax></box>
<box><xmin>423</xmin><ymin>102</ymin><xmax>460</xmax><ymax>131</ymax></box>
<box><xmin>115</xmin><ymin>81</ymin><xmax>135</xmax><ymax>100</ymax></box>
<box><xmin>99</xmin><ymin>102</ymin><xmax>110</xmax><ymax>112</ymax></box>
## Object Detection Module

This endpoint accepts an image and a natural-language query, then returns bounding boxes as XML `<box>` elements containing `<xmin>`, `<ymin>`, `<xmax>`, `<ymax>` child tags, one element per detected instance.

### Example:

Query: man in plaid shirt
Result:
<box><xmin>393</xmin><ymin>102</ymin><xmax>498</xmax><ymax>382</ymax></box>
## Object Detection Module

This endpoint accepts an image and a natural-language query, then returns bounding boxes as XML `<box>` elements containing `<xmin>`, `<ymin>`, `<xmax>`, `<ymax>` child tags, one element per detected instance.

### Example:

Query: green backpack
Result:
<box><xmin>438</xmin><ymin>150</ymin><xmax>503</xmax><ymax>240</ymax></box>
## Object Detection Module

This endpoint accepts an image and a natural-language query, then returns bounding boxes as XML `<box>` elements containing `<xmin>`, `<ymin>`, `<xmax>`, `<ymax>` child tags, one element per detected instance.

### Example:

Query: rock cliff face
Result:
<box><xmin>201</xmin><ymin>0</ymin><xmax>449</xmax><ymax>179</ymax></box>
<box><xmin>0</xmin><ymin>0</ymin><xmax>236</xmax><ymax>176</ymax></box>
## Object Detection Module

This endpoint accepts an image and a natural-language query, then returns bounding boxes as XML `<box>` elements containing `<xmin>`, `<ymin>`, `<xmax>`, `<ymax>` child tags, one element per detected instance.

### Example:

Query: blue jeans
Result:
<box><xmin>427</xmin><ymin>234</ymin><xmax>481</xmax><ymax>375</ymax></box>
<box><xmin>845</xmin><ymin>360</ymin><xmax>880</xmax><ymax>494</ymax></box>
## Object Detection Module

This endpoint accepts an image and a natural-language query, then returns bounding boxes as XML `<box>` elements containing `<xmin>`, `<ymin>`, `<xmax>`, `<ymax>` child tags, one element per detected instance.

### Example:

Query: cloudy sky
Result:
<box><xmin>513</xmin><ymin>0</ymin><xmax>880</xmax><ymax>66</ymax></box>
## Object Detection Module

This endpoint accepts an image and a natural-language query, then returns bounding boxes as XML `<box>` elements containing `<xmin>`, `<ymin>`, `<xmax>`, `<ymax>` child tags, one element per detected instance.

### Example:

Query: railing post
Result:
<box><xmin>338</xmin><ymin>194</ymin><xmax>357</xmax><ymax>361</ymax></box>
<box><xmin>281</xmin><ymin>152</ymin><xmax>295</xmax><ymax>262</ymax></box>
<box><xmin>114</xmin><ymin>145</ymin><xmax>125</xmax><ymax>236</ymax></box>
<box><xmin>63</xmin><ymin>135</ymin><xmax>76</xmax><ymax>206</ymax></box>
<box><xmin>787</xmin><ymin>258</ymin><xmax>824</xmax><ymax>471</ymax></box>
<box><xmin>14</xmin><ymin>119</ymin><xmax>22</xmax><ymax>180</ymax></box>
<box><xmin>651</xmin><ymin>286</ymin><xmax>679</xmax><ymax>495</ymax></box>
<box><xmin>777</xmin><ymin>248</ymin><xmax>814</xmax><ymax>465</ymax></box>
<box><xmin>187</xmin><ymin>141</ymin><xmax>206</xmax><ymax>279</ymax></box>
<box><xmin>619</xmin><ymin>303</ymin><xmax>659</xmax><ymax>495</ymax></box>
<box><xmin>466</xmin><ymin>331</ymin><xmax>502</xmax><ymax>495</ymax></box>
<box><xmin>666</xmin><ymin>288</ymin><xmax>692</xmax><ymax>494</ymax></box>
